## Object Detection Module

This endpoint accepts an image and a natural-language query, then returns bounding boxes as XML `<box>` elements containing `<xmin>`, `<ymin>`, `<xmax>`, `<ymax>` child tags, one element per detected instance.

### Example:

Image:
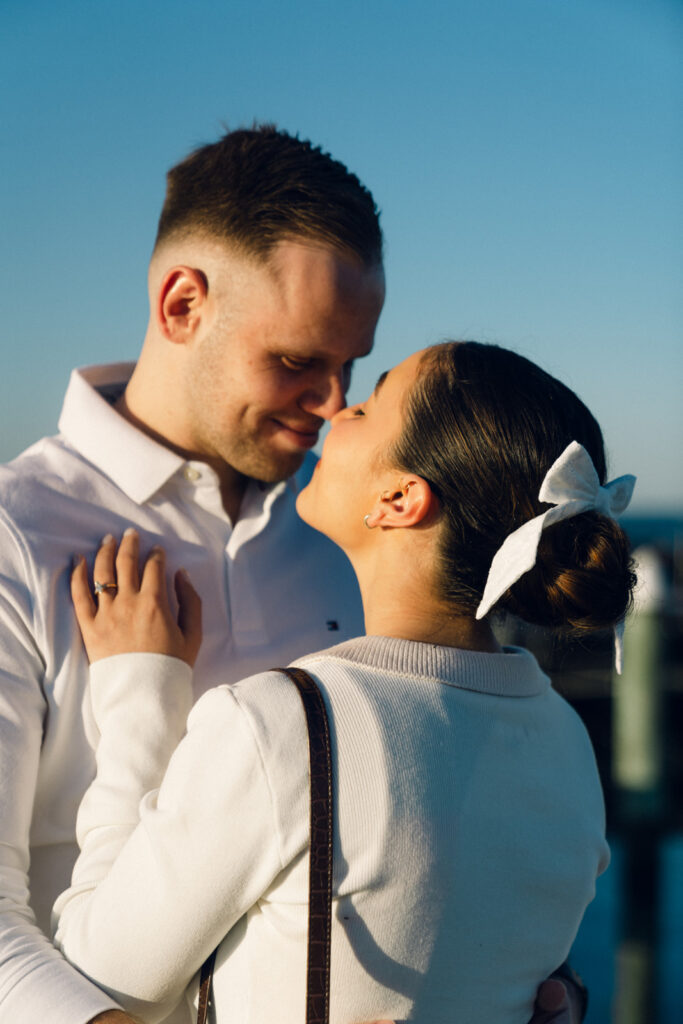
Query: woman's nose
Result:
<box><xmin>330</xmin><ymin>405</ymin><xmax>352</xmax><ymax>426</ymax></box>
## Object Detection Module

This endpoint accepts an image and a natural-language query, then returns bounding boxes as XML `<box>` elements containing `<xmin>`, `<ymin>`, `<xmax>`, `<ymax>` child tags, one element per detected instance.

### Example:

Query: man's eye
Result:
<box><xmin>281</xmin><ymin>356</ymin><xmax>314</xmax><ymax>371</ymax></box>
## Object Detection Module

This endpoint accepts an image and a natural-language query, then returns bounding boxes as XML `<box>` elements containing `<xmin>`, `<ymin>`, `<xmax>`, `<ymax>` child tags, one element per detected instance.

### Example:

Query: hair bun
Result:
<box><xmin>503</xmin><ymin>512</ymin><xmax>637</xmax><ymax>634</ymax></box>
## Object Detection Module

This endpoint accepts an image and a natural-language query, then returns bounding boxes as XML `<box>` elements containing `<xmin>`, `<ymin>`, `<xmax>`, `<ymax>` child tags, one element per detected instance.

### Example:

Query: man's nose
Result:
<box><xmin>299</xmin><ymin>372</ymin><xmax>347</xmax><ymax>420</ymax></box>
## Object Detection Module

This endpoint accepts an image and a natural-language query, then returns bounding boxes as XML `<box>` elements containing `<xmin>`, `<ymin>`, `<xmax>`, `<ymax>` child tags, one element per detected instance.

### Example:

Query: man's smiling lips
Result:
<box><xmin>271</xmin><ymin>418</ymin><xmax>322</xmax><ymax>448</ymax></box>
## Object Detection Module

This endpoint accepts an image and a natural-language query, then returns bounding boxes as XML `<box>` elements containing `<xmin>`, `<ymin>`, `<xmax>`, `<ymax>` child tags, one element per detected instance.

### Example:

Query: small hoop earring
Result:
<box><xmin>363</xmin><ymin>514</ymin><xmax>376</xmax><ymax>530</ymax></box>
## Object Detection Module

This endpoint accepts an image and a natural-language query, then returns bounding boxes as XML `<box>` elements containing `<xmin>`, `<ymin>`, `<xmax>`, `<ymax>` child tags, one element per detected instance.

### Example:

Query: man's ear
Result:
<box><xmin>155</xmin><ymin>266</ymin><xmax>208</xmax><ymax>344</ymax></box>
<box><xmin>364</xmin><ymin>476</ymin><xmax>436</xmax><ymax>530</ymax></box>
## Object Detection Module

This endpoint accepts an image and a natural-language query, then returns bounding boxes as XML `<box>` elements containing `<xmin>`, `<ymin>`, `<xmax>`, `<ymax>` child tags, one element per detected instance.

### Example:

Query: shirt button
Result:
<box><xmin>183</xmin><ymin>466</ymin><xmax>201</xmax><ymax>482</ymax></box>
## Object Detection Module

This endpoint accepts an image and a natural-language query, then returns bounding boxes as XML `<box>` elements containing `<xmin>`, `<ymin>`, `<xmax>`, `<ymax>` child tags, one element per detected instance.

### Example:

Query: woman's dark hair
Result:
<box><xmin>390</xmin><ymin>342</ymin><xmax>636</xmax><ymax>634</ymax></box>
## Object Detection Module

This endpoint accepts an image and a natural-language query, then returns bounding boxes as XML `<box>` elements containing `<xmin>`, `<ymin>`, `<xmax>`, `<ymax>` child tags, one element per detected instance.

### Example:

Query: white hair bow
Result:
<box><xmin>476</xmin><ymin>441</ymin><xmax>636</xmax><ymax>670</ymax></box>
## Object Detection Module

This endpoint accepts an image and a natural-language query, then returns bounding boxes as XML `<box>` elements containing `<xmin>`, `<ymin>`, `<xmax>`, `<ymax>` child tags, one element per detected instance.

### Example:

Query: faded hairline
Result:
<box><xmin>151</xmin><ymin>225</ymin><xmax>383</xmax><ymax>273</ymax></box>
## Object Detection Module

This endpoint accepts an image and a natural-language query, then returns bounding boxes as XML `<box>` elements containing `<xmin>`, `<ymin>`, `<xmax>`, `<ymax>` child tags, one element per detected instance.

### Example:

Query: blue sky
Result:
<box><xmin>2</xmin><ymin>0</ymin><xmax>681</xmax><ymax>510</ymax></box>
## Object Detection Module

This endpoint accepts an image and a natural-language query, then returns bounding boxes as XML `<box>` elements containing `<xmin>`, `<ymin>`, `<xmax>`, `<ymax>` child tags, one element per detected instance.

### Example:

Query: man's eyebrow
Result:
<box><xmin>374</xmin><ymin>370</ymin><xmax>389</xmax><ymax>395</ymax></box>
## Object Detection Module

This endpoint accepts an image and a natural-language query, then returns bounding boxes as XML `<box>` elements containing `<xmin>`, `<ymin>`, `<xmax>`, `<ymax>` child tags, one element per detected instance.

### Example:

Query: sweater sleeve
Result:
<box><xmin>53</xmin><ymin>657</ymin><xmax>309</xmax><ymax>1024</ymax></box>
<box><xmin>0</xmin><ymin>510</ymin><xmax>121</xmax><ymax>1024</ymax></box>
<box><xmin>69</xmin><ymin>654</ymin><xmax>195</xmax><ymax>896</ymax></box>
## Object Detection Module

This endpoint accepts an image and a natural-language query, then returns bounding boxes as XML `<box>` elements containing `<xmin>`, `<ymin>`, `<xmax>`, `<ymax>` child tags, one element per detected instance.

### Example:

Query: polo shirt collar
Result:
<box><xmin>58</xmin><ymin>364</ymin><xmax>186</xmax><ymax>503</ymax></box>
<box><xmin>59</xmin><ymin>363</ymin><xmax>296</xmax><ymax>506</ymax></box>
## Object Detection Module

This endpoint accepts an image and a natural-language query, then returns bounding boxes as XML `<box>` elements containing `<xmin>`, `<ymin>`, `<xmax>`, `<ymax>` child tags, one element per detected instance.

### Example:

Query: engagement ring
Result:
<box><xmin>94</xmin><ymin>581</ymin><xmax>118</xmax><ymax>596</ymax></box>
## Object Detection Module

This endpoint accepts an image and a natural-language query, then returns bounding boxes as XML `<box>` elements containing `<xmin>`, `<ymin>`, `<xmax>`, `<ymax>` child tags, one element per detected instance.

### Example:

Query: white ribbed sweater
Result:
<box><xmin>54</xmin><ymin>637</ymin><xmax>609</xmax><ymax>1023</ymax></box>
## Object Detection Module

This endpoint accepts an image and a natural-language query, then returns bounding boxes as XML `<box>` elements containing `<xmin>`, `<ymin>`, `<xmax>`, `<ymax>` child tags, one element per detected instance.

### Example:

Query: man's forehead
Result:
<box><xmin>267</xmin><ymin>238</ymin><xmax>383</xmax><ymax>284</ymax></box>
<box><xmin>267</xmin><ymin>243</ymin><xmax>383</xmax><ymax>332</ymax></box>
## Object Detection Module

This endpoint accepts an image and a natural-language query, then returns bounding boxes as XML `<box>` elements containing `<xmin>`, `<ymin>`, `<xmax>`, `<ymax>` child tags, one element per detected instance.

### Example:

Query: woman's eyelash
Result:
<box><xmin>352</xmin><ymin>407</ymin><xmax>365</xmax><ymax>417</ymax></box>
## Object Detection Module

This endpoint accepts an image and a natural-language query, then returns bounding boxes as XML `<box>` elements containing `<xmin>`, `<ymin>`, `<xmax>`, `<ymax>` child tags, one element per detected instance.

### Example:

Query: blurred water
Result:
<box><xmin>570</xmin><ymin>835</ymin><xmax>683</xmax><ymax>1021</ymax></box>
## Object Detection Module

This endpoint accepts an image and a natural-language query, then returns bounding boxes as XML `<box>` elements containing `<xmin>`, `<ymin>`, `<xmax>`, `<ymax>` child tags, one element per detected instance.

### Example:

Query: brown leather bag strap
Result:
<box><xmin>196</xmin><ymin>948</ymin><xmax>216</xmax><ymax>1024</ymax></box>
<box><xmin>282</xmin><ymin>666</ymin><xmax>334</xmax><ymax>1024</ymax></box>
<box><xmin>196</xmin><ymin>666</ymin><xmax>334</xmax><ymax>1024</ymax></box>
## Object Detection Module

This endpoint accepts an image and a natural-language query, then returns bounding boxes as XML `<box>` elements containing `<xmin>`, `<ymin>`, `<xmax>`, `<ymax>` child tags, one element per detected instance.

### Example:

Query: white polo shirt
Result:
<box><xmin>0</xmin><ymin>363</ymin><xmax>363</xmax><ymax>1024</ymax></box>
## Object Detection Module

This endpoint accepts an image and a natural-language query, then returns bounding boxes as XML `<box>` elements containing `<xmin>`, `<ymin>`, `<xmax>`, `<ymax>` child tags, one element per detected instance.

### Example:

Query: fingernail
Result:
<box><xmin>123</xmin><ymin>527</ymin><xmax>138</xmax><ymax>538</ymax></box>
<box><xmin>101</xmin><ymin>534</ymin><xmax>115</xmax><ymax>545</ymax></box>
<box><xmin>179</xmin><ymin>568</ymin><xmax>190</xmax><ymax>580</ymax></box>
<box><xmin>71</xmin><ymin>554</ymin><xmax>84</xmax><ymax>570</ymax></box>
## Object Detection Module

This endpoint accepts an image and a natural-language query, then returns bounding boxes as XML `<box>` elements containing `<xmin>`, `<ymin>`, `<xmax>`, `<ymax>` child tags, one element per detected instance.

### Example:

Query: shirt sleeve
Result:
<box><xmin>53</xmin><ymin>656</ymin><xmax>310</xmax><ymax>1024</ymax></box>
<box><xmin>0</xmin><ymin>511</ymin><xmax>121</xmax><ymax>1024</ymax></box>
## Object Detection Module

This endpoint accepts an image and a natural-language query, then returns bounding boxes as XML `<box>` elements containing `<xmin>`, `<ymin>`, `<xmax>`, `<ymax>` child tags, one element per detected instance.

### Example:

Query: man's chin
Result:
<box><xmin>245</xmin><ymin>449</ymin><xmax>308</xmax><ymax>485</ymax></box>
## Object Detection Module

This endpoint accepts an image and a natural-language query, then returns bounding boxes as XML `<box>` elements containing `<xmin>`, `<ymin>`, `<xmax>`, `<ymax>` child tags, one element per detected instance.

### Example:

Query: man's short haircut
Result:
<box><xmin>154</xmin><ymin>124</ymin><xmax>383</xmax><ymax>266</ymax></box>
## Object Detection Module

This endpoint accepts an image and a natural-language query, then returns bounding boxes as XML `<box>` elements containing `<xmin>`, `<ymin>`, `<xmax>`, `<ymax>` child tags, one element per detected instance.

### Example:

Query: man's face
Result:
<box><xmin>184</xmin><ymin>240</ymin><xmax>385</xmax><ymax>483</ymax></box>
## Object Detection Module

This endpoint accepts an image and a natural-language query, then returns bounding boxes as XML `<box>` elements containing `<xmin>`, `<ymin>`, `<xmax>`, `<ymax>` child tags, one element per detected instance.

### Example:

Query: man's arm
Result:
<box><xmin>0</xmin><ymin>513</ymin><xmax>122</xmax><ymax>1023</ymax></box>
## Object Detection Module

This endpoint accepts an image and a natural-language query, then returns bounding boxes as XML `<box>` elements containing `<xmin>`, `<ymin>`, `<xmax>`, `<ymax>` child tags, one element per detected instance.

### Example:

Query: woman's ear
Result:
<box><xmin>155</xmin><ymin>266</ymin><xmax>208</xmax><ymax>344</ymax></box>
<box><xmin>365</xmin><ymin>476</ymin><xmax>436</xmax><ymax>530</ymax></box>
